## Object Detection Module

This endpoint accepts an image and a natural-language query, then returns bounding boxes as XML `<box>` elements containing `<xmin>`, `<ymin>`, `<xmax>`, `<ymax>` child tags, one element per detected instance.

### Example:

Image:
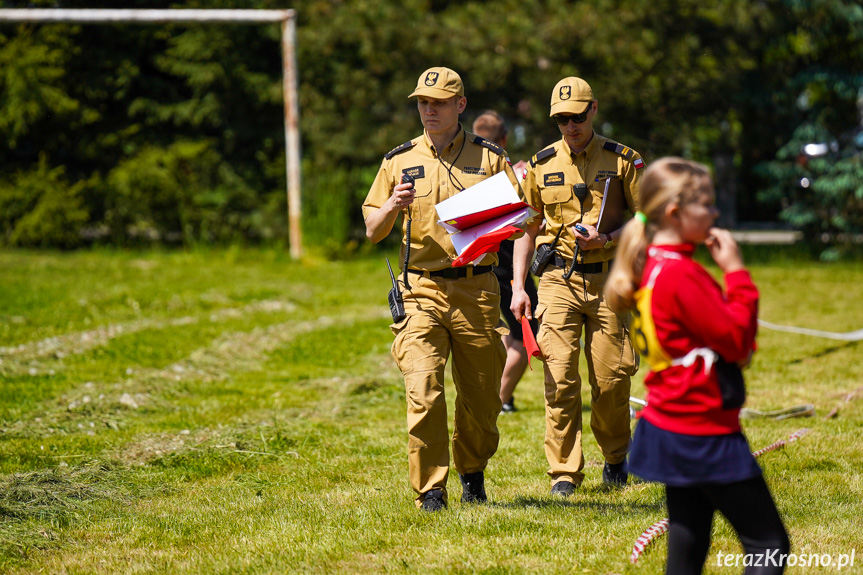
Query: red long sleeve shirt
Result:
<box><xmin>636</xmin><ymin>244</ymin><xmax>759</xmax><ymax>435</ymax></box>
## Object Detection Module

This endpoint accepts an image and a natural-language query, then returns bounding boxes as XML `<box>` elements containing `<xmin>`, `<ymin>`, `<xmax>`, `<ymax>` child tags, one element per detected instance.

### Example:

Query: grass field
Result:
<box><xmin>1</xmin><ymin>248</ymin><xmax>861</xmax><ymax>574</ymax></box>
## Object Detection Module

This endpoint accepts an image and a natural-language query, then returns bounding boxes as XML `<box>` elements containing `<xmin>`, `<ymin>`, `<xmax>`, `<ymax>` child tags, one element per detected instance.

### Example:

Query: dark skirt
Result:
<box><xmin>629</xmin><ymin>417</ymin><xmax>762</xmax><ymax>487</ymax></box>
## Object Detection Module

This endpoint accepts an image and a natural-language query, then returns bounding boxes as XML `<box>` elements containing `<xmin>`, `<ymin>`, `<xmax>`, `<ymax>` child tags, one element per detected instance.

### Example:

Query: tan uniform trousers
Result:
<box><xmin>390</xmin><ymin>270</ymin><xmax>506</xmax><ymax>507</ymax></box>
<box><xmin>535</xmin><ymin>265</ymin><xmax>638</xmax><ymax>486</ymax></box>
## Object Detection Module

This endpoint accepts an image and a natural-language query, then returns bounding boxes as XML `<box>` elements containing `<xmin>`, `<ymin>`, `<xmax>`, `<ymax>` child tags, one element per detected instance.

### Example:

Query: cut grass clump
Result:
<box><xmin>0</xmin><ymin>460</ymin><xmax>135</xmax><ymax>561</ymax></box>
<box><xmin>0</xmin><ymin>461</ymin><xmax>131</xmax><ymax>524</ymax></box>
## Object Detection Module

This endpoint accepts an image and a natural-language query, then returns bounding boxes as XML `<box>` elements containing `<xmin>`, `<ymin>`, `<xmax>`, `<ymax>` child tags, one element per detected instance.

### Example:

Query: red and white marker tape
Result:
<box><xmin>824</xmin><ymin>385</ymin><xmax>863</xmax><ymax>419</ymax></box>
<box><xmin>629</xmin><ymin>428</ymin><xmax>811</xmax><ymax>564</ymax></box>
<box><xmin>629</xmin><ymin>518</ymin><xmax>669</xmax><ymax>564</ymax></box>
<box><xmin>750</xmin><ymin>428</ymin><xmax>810</xmax><ymax>458</ymax></box>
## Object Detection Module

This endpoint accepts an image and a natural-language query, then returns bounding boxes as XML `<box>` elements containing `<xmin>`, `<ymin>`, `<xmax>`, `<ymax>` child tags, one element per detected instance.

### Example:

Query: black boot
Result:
<box><xmin>420</xmin><ymin>489</ymin><xmax>447</xmax><ymax>512</ymax></box>
<box><xmin>602</xmin><ymin>460</ymin><xmax>628</xmax><ymax>487</ymax></box>
<box><xmin>459</xmin><ymin>472</ymin><xmax>487</xmax><ymax>503</ymax></box>
<box><xmin>500</xmin><ymin>397</ymin><xmax>517</xmax><ymax>413</ymax></box>
<box><xmin>551</xmin><ymin>480</ymin><xmax>576</xmax><ymax>497</ymax></box>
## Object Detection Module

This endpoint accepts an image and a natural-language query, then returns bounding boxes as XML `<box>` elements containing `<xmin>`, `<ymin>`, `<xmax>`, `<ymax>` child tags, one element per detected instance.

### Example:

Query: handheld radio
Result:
<box><xmin>530</xmin><ymin>225</ymin><xmax>564</xmax><ymax>276</ymax></box>
<box><xmin>564</xmin><ymin>223</ymin><xmax>589</xmax><ymax>280</ymax></box>
<box><xmin>386</xmin><ymin>258</ymin><xmax>406</xmax><ymax>323</ymax></box>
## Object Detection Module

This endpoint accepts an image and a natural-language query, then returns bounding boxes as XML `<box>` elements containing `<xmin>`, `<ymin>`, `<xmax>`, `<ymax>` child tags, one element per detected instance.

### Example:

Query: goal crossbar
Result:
<box><xmin>0</xmin><ymin>9</ymin><xmax>294</xmax><ymax>23</ymax></box>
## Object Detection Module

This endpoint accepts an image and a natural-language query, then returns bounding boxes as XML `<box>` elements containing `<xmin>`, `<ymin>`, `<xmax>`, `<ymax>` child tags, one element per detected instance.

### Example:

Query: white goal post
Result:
<box><xmin>0</xmin><ymin>9</ymin><xmax>303</xmax><ymax>258</ymax></box>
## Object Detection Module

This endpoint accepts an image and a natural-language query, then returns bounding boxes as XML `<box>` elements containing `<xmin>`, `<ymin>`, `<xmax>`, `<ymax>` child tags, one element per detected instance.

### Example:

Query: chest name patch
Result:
<box><xmin>403</xmin><ymin>166</ymin><xmax>426</xmax><ymax>179</ymax></box>
<box><xmin>461</xmin><ymin>166</ymin><xmax>487</xmax><ymax>176</ymax></box>
<box><xmin>544</xmin><ymin>172</ymin><xmax>565</xmax><ymax>186</ymax></box>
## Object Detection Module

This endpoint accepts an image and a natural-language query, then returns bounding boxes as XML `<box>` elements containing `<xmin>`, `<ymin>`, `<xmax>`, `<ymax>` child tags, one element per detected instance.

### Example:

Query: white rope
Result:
<box><xmin>740</xmin><ymin>404</ymin><xmax>815</xmax><ymax>420</ymax></box>
<box><xmin>758</xmin><ymin>319</ymin><xmax>863</xmax><ymax>342</ymax></box>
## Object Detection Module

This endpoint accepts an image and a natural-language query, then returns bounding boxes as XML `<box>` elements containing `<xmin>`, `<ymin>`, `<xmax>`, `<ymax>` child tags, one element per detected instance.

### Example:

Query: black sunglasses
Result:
<box><xmin>553</xmin><ymin>102</ymin><xmax>594</xmax><ymax>126</ymax></box>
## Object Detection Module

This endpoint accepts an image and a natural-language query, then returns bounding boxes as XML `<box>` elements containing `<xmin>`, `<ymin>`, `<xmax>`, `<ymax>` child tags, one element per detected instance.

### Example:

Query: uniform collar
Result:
<box><xmin>650</xmin><ymin>243</ymin><xmax>697</xmax><ymax>259</ymax></box>
<box><xmin>561</xmin><ymin>130</ymin><xmax>598</xmax><ymax>161</ymax></box>
<box><xmin>422</xmin><ymin>124</ymin><xmax>467</xmax><ymax>158</ymax></box>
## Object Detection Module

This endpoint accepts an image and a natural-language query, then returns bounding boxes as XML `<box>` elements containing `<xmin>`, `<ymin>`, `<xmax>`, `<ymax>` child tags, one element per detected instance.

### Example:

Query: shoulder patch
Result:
<box><xmin>384</xmin><ymin>140</ymin><xmax>416</xmax><ymax>160</ymax></box>
<box><xmin>529</xmin><ymin>145</ymin><xmax>557</xmax><ymax>167</ymax></box>
<box><xmin>602</xmin><ymin>140</ymin><xmax>635</xmax><ymax>160</ymax></box>
<box><xmin>469</xmin><ymin>133</ymin><xmax>505</xmax><ymax>156</ymax></box>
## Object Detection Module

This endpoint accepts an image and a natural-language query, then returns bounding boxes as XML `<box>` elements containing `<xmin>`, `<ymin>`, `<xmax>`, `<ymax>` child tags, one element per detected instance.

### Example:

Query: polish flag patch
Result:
<box><xmin>634</xmin><ymin>158</ymin><xmax>645</xmax><ymax>170</ymax></box>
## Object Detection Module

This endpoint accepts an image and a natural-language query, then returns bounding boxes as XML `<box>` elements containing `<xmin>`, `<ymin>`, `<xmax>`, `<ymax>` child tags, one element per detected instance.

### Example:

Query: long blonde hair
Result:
<box><xmin>605</xmin><ymin>157</ymin><xmax>714</xmax><ymax>313</ymax></box>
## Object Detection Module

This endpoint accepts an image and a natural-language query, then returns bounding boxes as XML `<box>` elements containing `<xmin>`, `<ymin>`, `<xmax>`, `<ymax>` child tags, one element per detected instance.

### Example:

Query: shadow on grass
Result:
<box><xmin>493</xmin><ymin>492</ymin><xmax>663</xmax><ymax>512</ymax></box>
<box><xmin>787</xmin><ymin>340</ymin><xmax>860</xmax><ymax>365</ymax></box>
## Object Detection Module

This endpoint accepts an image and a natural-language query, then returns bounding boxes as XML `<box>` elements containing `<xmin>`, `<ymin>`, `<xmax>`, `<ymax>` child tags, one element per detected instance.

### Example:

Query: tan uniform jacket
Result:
<box><xmin>523</xmin><ymin>133</ymin><xmax>643</xmax><ymax>264</ymax></box>
<box><xmin>362</xmin><ymin>127</ymin><xmax>521</xmax><ymax>271</ymax></box>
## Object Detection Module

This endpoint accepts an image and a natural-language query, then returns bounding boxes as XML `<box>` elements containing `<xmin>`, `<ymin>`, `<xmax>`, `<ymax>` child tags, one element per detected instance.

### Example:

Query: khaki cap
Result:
<box><xmin>409</xmin><ymin>67</ymin><xmax>464</xmax><ymax>99</ymax></box>
<box><xmin>549</xmin><ymin>77</ymin><xmax>594</xmax><ymax>116</ymax></box>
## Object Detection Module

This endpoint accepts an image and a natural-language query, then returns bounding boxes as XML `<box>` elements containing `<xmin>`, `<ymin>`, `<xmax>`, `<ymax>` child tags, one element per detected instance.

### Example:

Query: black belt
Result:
<box><xmin>407</xmin><ymin>265</ymin><xmax>494</xmax><ymax>279</ymax></box>
<box><xmin>550</xmin><ymin>253</ymin><xmax>611</xmax><ymax>274</ymax></box>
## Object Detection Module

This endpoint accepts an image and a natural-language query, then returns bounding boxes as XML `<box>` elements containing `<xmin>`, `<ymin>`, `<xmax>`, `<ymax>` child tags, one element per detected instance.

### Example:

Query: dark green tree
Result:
<box><xmin>0</xmin><ymin>0</ymin><xmax>286</xmax><ymax>247</ymax></box>
<box><xmin>755</xmin><ymin>0</ymin><xmax>863</xmax><ymax>258</ymax></box>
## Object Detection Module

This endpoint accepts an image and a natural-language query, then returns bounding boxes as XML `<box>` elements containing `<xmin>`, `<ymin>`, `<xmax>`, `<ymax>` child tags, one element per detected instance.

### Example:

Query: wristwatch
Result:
<box><xmin>602</xmin><ymin>232</ymin><xmax>615</xmax><ymax>249</ymax></box>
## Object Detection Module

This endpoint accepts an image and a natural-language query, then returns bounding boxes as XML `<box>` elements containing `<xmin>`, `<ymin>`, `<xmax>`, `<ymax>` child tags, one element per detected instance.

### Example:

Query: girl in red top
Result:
<box><xmin>606</xmin><ymin>158</ymin><xmax>789</xmax><ymax>574</ymax></box>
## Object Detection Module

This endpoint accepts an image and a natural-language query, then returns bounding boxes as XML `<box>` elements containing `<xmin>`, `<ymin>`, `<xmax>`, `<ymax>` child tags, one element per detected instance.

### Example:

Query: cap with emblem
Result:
<box><xmin>409</xmin><ymin>67</ymin><xmax>464</xmax><ymax>99</ymax></box>
<box><xmin>549</xmin><ymin>77</ymin><xmax>594</xmax><ymax>117</ymax></box>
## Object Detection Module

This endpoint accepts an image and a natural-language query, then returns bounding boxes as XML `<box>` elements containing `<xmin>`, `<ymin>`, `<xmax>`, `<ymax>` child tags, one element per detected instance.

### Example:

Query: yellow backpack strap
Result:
<box><xmin>632</xmin><ymin>260</ymin><xmax>675</xmax><ymax>372</ymax></box>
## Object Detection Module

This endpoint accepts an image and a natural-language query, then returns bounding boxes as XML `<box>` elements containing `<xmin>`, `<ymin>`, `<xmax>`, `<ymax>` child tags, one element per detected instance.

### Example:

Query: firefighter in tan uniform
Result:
<box><xmin>511</xmin><ymin>77</ymin><xmax>645</xmax><ymax>495</ymax></box>
<box><xmin>363</xmin><ymin>67</ymin><xmax>521</xmax><ymax>511</ymax></box>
